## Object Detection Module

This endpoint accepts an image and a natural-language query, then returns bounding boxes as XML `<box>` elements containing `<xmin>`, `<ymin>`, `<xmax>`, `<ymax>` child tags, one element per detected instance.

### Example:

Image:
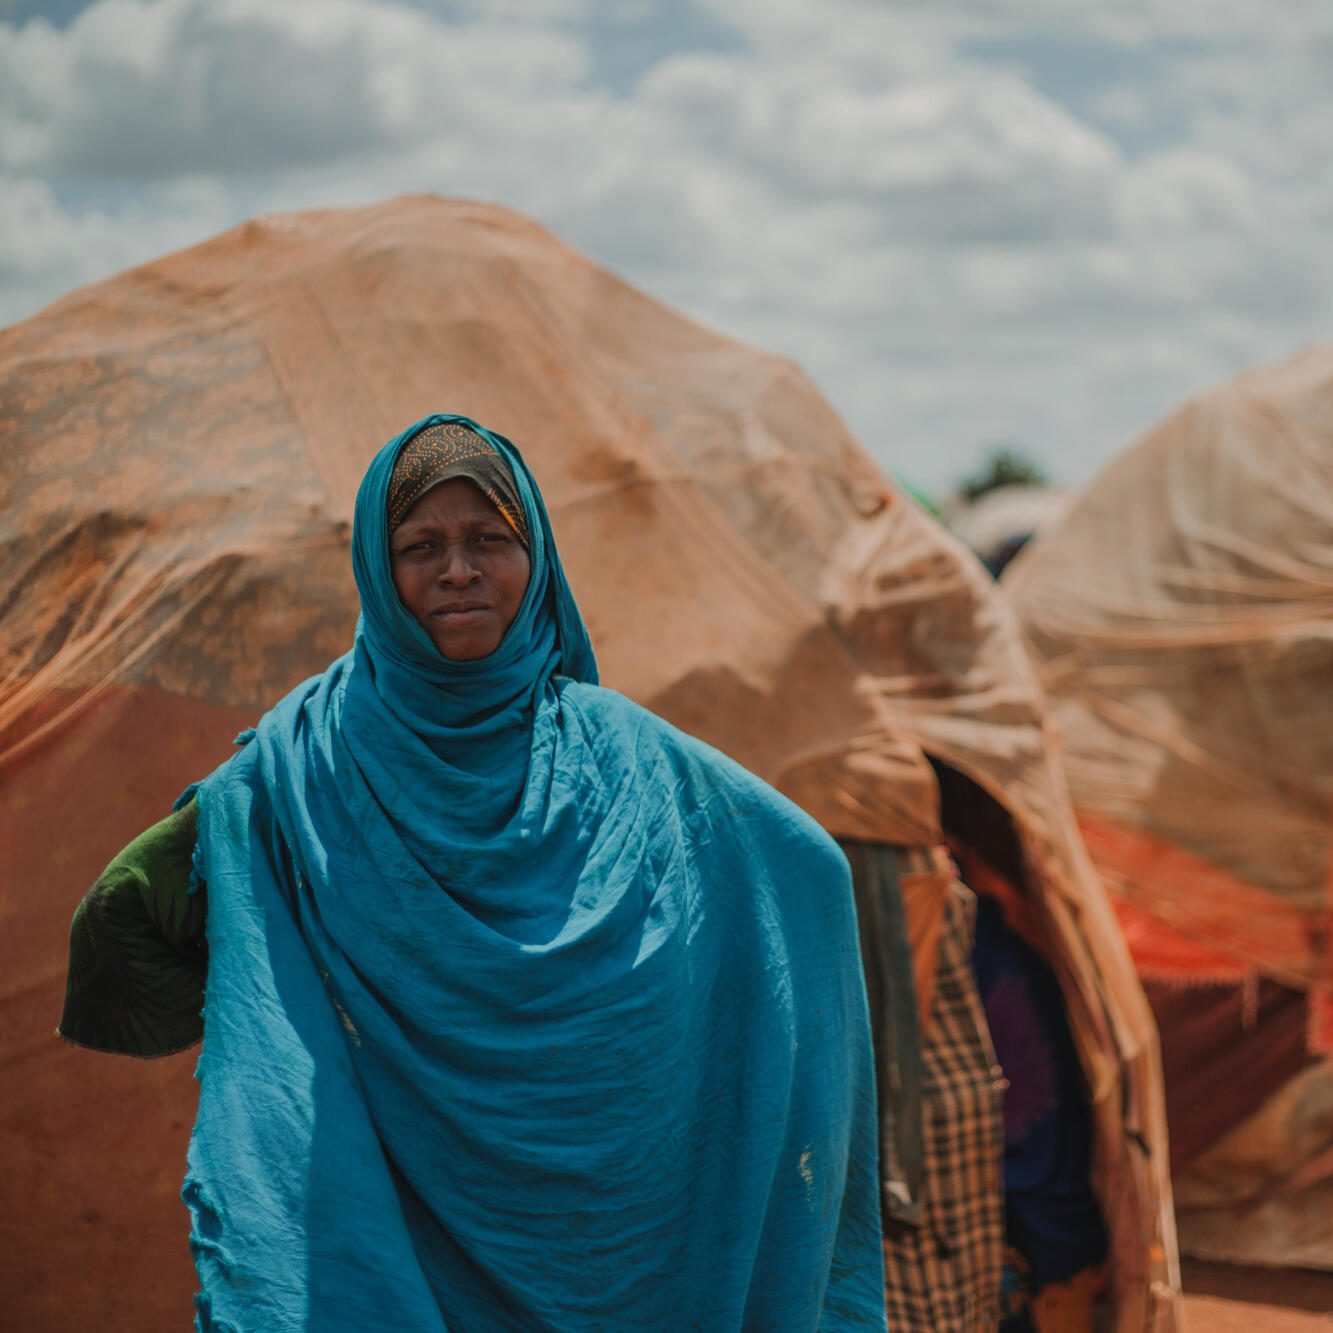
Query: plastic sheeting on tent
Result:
<box><xmin>1005</xmin><ymin>344</ymin><xmax>1333</xmax><ymax>1267</ymax></box>
<box><xmin>1</xmin><ymin>195</ymin><xmax>1177</xmax><ymax>1330</ymax></box>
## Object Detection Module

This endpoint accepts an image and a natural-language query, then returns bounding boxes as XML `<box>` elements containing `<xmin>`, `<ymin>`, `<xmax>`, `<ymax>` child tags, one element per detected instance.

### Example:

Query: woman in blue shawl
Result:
<box><xmin>61</xmin><ymin>414</ymin><xmax>887</xmax><ymax>1332</ymax></box>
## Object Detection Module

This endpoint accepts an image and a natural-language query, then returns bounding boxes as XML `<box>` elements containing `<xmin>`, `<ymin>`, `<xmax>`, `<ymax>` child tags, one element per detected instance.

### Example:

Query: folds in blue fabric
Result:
<box><xmin>183</xmin><ymin>415</ymin><xmax>887</xmax><ymax>1331</ymax></box>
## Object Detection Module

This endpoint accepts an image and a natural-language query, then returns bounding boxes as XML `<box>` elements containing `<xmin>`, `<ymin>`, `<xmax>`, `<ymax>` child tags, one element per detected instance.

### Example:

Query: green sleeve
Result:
<box><xmin>58</xmin><ymin>799</ymin><xmax>208</xmax><ymax>1058</ymax></box>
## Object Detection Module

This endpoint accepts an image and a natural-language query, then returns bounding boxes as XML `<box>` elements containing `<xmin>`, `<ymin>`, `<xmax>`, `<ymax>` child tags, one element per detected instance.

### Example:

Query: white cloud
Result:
<box><xmin>0</xmin><ymin>169</ymin><xmax>234</xmax><ymax>312</ymax></box>
<box><xmin>0</xmin><ymin>0</ymin><xmax>591</xmax><ymax>176</ymax></box>
<box><xmin>1</xmin><ymin>0</ymin><xmax>1330</xmax><ymax>493</ymax></box>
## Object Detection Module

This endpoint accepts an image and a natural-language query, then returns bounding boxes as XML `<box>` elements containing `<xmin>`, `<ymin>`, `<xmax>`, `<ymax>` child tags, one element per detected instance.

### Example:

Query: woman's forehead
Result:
<box><xmin>395</xmin><ymin>478</ymin><xmax>505</xmax><ymax>530</ymax></box>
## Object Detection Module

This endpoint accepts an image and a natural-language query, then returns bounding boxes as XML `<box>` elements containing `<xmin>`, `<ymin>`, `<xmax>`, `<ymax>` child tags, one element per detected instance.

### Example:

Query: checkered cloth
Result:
<box><xmin>882</xmin><ymin>878</ymin><xmax>1005</xmax><ymax>1331</ymax></box>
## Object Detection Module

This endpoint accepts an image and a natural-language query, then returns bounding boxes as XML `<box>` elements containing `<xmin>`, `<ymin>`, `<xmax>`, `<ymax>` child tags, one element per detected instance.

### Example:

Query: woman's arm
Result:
<box><xmin>58</xmin><ymin>800</ymin><xmax>208</xmax><ymax>1058</ymax></box>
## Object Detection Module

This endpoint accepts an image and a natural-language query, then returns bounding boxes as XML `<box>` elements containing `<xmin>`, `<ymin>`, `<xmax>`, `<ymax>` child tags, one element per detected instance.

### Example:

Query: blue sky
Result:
<box><xmin>2</xmin><ymin>0</ymin><xmax>1330</xmax><ymax>492</ymax></box>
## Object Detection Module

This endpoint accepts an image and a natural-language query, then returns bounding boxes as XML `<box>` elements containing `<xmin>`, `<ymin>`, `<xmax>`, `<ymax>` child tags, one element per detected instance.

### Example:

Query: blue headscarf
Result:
<box><xmin>182</xmin><ymin>414</ymin><xmax>887</xmax><ymax>1331</ymax></box>
<box><xmin>345</xmin><ymin>414</ymin><xmax>595</xmax><ymax>860</ymax></box>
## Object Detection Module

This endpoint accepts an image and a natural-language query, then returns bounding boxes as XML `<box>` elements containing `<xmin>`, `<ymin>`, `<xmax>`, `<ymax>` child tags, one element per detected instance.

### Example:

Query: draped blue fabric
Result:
<box><xmin>183</xmin><ymin>414</ymin><xmax>887</xmax><ymax>1332</ymax></box>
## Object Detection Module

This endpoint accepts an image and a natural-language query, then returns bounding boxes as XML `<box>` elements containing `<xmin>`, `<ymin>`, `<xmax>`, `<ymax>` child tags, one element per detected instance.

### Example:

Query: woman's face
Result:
<box><xmin>390</xmin><ymin>479</ymin><xmax>532</xmax><ymax>660</ymax></box>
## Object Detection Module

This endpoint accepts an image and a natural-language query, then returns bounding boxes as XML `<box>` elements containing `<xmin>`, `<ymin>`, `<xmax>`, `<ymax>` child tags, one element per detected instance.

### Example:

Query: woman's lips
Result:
<box><xmin>431</xmin><ymin>603</ymin><xmax>490</xmax><ymax>623</ymax></box>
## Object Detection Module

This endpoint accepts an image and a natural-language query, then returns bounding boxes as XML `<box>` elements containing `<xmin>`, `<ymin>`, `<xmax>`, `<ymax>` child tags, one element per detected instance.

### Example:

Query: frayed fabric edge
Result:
<box><xmin>184</xmin><ymin>1176</ymin><xmax>245</xmax><ymax>1332</ymax></box>
<box><xmin>194</xmin><ymin>1289</ymin><xmax>243</xmax><ymax>1333</ymax></box>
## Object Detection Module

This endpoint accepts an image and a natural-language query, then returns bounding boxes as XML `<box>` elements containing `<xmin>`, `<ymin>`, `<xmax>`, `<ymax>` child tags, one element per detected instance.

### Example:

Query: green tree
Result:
<box><xmin>957</xmin><ymin>446</ymin><xmax>1048</xmax><ymax>503</ymax></box>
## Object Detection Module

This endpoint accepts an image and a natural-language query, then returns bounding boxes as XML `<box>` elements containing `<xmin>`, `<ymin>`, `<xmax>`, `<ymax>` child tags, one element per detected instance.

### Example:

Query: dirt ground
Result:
<box><xmin>1182</xmin><ymin>1261</ymin><xmax>1333</xmax><ymax>1331</ymax></box>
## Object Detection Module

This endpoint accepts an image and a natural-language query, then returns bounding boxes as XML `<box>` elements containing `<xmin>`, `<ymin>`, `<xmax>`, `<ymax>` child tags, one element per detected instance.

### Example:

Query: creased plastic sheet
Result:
<box><xmin>1005</xmin><ymin>345</ymin><xmax>1333</xmax><ymax>1267</ymax></box>
<box><xmin>1</xmin><ymin>195</ymin><xmax>1175</xmax><ymax>1331</ymax></box>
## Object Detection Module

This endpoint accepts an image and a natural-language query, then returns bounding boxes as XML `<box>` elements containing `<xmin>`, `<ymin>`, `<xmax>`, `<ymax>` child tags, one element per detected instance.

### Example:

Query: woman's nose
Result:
<box><xmin>437</xmin><ymin>545</ymin><xmax>480</xmax><ymax>585</ymax></box>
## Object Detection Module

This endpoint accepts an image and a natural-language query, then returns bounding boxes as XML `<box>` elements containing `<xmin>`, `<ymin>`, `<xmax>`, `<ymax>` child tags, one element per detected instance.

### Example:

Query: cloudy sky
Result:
<box><xmin>2</xmin><ymin>0</ymin><xmax>1330</xmax><ymax>492</ymax></box>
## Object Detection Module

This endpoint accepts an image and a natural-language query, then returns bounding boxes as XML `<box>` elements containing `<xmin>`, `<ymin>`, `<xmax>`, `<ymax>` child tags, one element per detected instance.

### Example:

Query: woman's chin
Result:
<box><xmin>430</xmin><ymin>628</ymin><xmax>504</xmax><ymax>661</ymax></box>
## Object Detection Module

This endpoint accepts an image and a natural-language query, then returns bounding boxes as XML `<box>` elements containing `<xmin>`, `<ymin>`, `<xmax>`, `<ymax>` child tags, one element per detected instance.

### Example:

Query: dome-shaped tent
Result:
<box><xmin>1</xmin><ymin>196</ymin><xmax>1176</xmax><ymax>1329</ymax></box>
<box><xmin>1006</xmin><ymin>345</ymin><xmax>1333</xmax><ymax>1268</ymax></box>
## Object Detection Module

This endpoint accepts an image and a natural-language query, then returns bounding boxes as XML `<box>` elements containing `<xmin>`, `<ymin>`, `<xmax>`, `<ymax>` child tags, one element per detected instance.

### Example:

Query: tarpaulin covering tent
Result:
<box><xmin>1</xmin><ymin>196</ymin><xmax>1177</xmax><ymax>1329</ymax></box>
<box><xmin>1005</xmin><ymin>344</ymin><xmax>1333</xmax><ymax>1267</ymax></box>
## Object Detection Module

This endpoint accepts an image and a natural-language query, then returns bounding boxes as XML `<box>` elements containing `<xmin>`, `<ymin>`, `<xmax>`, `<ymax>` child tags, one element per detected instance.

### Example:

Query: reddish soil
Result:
<box><xmin>1182</xmin><ymin>1261</ymin><xmax>1333</xmax><ymax>1331</ymax></box>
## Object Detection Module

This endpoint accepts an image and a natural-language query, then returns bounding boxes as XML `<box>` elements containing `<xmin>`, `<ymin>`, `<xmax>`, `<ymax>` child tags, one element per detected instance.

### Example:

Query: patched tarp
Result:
<box><xmin>1</xmin><ymin>195</ymin><xmax>1176</xmax><ymax>1331</ymax></box>
<box><xmin>1005</xmin><ymin>344</ymin><xmax>1333</xmax><ymax>1265</ymax></box>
